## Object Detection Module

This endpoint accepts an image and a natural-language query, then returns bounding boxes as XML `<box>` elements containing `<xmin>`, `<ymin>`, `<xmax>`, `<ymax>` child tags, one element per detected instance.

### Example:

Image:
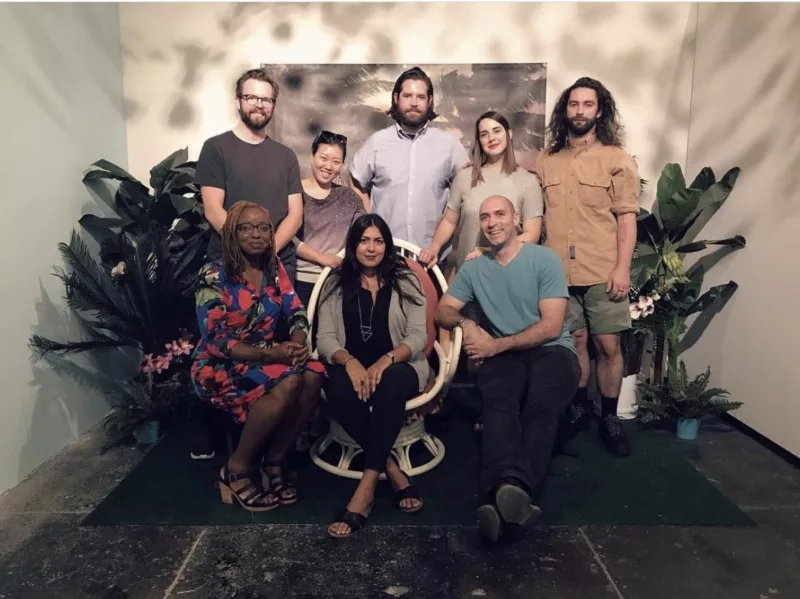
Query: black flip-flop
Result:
<box><xmin>395</xmin><ymin>485</ymin><xmax>424</xmax><ymax>514</ymax></box>
<box><xmin>328</xmin><ymin>507</ymin><xmax>370</xmax><ymax>539</ymax></box>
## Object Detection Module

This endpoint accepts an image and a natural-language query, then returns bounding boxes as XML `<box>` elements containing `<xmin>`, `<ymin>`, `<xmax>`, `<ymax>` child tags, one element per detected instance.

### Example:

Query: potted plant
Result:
<box><xmin>636</xmin><ymin>354</ymin><xmax>743</xmax><ymax>440</ymax></box>
<box><xmin>623</xmin><ymin>163</ymin><xmax>746</xmax><ymax>384</ymax></box>
<box><xmin>29</xmin><ymin>149</ymin><xmax>210</xmax><ymax>449</ymax></box>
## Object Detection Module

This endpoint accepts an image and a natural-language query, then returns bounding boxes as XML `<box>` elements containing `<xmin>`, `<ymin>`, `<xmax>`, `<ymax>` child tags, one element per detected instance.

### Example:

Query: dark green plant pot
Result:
<box><xmin>676</xmin><ymin>418</ymin><xmax>699</xmax><ymax>440</ymax></box>
<box><xmin>133</xmin><ymin>420</ymin><xmax>161</xmax><ymax>445</ymax></box>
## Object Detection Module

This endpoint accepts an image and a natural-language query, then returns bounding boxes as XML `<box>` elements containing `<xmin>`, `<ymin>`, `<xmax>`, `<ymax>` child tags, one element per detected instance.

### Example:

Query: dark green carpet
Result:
<box><xmin>84</xmin><ymin>401</ymin><xmax>753</xmax><ymax>527</ymax></box>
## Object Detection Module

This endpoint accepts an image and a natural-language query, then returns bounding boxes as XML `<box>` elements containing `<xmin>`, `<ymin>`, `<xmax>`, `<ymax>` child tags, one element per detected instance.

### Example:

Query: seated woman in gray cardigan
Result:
<box><xmin>316</xmin><ymin>213</ymin><xmax>429</xmax><ymax>539</ymax></box>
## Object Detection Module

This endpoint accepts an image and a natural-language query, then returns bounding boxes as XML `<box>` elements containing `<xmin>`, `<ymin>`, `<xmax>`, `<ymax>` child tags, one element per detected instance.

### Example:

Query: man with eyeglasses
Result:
<box><xmin>191</xmin><ymin>67</ymin><xmax>304</xmax><ymax>462</ymax></box>
<box><xmin>196</xmin><ymin>67</ymin><xmax>303</xmax><ymax>282</ymax></box>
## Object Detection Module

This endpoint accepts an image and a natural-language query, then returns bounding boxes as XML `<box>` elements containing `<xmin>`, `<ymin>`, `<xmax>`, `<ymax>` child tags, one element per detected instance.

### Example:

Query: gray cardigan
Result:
<box><xmin>316</xmin><ymin>275</ymin><xmax>430</xmax><ymax>392</ymax></box>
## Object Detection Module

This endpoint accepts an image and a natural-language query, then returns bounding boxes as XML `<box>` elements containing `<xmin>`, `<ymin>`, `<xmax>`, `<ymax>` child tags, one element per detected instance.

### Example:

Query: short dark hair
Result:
<box><xmin>235</xmin><ymin>68</ymin><xmax>280</xmax><ymax>100</ymax></box>
<box><xmin>387</xmin><ymin>66</ymin><xmax>438</xmax><ymax>123</ymax></box>
<box><xmin>311</xmin><ymin>130</ymin><xmax>348</xmax><ymax>160</ymax></box>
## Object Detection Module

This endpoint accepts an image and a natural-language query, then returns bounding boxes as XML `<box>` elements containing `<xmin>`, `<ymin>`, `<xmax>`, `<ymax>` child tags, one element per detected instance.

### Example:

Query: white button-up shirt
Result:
<box><xmin>350</xmin><ymin>122</ymin><xmax>469</xmax><ymax>249</ymax></box>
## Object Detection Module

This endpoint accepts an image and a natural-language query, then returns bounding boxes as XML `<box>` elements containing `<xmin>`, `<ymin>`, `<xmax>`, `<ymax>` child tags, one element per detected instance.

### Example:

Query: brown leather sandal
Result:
<box><xmin>217</xmin><ymin>466</ymin><xmax>280</xmax><ymax>512</ymax></box>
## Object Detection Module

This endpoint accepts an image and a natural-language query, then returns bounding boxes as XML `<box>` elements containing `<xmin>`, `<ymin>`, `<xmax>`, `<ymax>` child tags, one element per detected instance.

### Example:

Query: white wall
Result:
<box><xmin>0</xmin><ymin>3</ymin><xmax>128</xmax><ymax>492</ymax></box>
<box><xmin>684</xmin><ymin>3</ymin><xmax>800</xmax><ymax>457</ymax></box>
<box><xmin>119</xmin><ymin>1</ymin><xmax>697</xmax><ymax>209</ymax></box>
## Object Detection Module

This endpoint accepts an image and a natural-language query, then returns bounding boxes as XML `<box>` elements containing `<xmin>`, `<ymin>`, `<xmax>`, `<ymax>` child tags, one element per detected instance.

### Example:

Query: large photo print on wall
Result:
<box><xmin>261</xmin><ymin>63</ymin><xmax>547</xmax><ymax>179</ymax></box>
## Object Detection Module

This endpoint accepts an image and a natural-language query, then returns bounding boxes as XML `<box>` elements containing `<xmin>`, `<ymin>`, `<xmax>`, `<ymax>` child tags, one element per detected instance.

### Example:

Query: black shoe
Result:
<box><xmin>495</xmin><ymin>484</ymin><xmax>542</xmax><ymax>528</ymax></box>
<box><xmin>567</xmin><ymin>403</ymin><xmax>592</xmax><ymax>432</ymax></box>
<box><xmin>599</xmin><ymin>415</ymin><xmax>631</xmax><ymax>457</ymax></box>
<box><xmin>476</xmin><ymin>504</ymin><xmax>503</xmax><ymax>542</ymax></box>
<box><xmin>189</xmin><ymin>434</ymin><xmax>216</xmax><ymax>461</ymax></box>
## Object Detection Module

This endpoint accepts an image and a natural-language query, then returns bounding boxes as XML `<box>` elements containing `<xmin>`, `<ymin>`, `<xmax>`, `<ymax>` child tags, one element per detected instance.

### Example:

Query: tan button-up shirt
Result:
<box><xmin>533</xmin><ymin>139</ymin><xmax>640</xmax><ymax>286</ymax></box>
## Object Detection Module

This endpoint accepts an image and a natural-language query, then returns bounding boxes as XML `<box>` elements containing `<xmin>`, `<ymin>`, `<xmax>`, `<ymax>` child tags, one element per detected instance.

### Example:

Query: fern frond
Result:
<box><xmin>29</xmin><ymin>335</ymin><xmax>128</xmax><ymax>357</ymax></box>
<box><xmin>57</xmin><ymin>232</ymin><xmax>138</xmax><ymax>325</ymax></box>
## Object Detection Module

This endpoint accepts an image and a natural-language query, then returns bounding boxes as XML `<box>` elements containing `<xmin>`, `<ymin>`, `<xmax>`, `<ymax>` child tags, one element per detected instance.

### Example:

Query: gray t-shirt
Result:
<box><xmin>447</xmin><ymin>167</ymin><xmax>543</xmax><ymax>268</ymax></box>
<box><xmin>447</xmin><ymin>243</ymin><xmax>576</xmax><ymax>354</ymax></box>
<box><xmin>195</xmin><ymin>131</ymin><xmax>302</xmax><ymax>273</ymax></box>
<box><xmin>295</xmin><ymin>185</ymin><xmax>365</xmax><ymax>283</ymax></box>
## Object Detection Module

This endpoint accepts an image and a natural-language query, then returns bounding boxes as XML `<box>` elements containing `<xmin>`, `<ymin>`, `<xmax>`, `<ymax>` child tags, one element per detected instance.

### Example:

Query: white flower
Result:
<box><xmin>637</xmin><ymin>295</ymin><xmax>654</xmax><ymax>310</ymax></box>
<box><xmin>630</xmin><ymin>303</ymin><xmax>643</xmax><ymax>320</ymax></box>
<box><xmin>111</xmin><ymin>261</ymin><xmax>127</xmax><ymax>278</ymax></box>
<box><xmin>651</xmin><ymin>293</ymin><xmax>661</xmax><ymax>301</ymax></box>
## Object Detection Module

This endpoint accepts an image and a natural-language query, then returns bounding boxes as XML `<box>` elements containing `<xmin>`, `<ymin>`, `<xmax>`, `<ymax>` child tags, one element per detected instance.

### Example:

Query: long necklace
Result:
<box><xmin>357</xmin><ymin>289</ymin><xmax>376</xmax><ymax>342</ymax></box>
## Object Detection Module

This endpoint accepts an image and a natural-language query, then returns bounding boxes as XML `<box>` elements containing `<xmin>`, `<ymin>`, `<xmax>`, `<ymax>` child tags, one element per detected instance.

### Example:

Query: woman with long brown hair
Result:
<box><xmin>419</xmin><ymin>111</ymin><xmax>544</xmax><ymax>271</ymax></box>
<box><xmin>191</xmin><ymin>201</ymin><xmax>325</xmax><ymax>512</ymax></box>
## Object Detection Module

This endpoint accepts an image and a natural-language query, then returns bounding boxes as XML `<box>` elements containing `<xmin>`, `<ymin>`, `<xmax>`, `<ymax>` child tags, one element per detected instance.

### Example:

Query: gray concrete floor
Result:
<box><xmin>1</xmin><ymin>419</ymin><xmax>799</xmax><ymax>599</ymax></box>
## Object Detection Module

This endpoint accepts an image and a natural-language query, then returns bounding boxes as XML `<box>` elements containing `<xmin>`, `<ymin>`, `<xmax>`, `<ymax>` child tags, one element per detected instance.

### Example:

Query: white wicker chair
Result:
<box><xmin>306</xmin><ymin>239</ymin><xmax>462</xmax><ymax>479</ymax></box>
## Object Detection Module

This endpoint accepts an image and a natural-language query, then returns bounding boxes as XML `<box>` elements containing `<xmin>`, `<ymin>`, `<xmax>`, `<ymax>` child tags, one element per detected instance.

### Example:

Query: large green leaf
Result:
<box><xmin>78</xmin><ymin>214</ymin><xmax>129</xmax><ymax>232</ymax></box>
<box><xmin>115</xmin><ymin>180</ymin><xmax>150</xmax><ymax>224</ymax></box>
<box><xmin>677</xmin><ymin>281</ymin><xmax>739</xmax><ymax>354</ymax></box>
<box><xmin>689</xmin><ymin>167</ymin><xmax>716</xmax><ymax>192</ymax></box>
<box><xmin>659</xmin><ymin>188</ymin><xmax>702</xmax><ymax>233</ymax></box>
<box><xmin>631</xmin><ymin>252</ymin><xmax>661</xmax><ymax>288</ymax></box>
<box><xmin>674</xmin><ymin>266</ymin><xmax>705</xmax><ymax>309</ymax></box>
<box><xmin>677</xmin><ymin>235</ymin><xmax>746</xmax><ymax>253</ymax></box>
<box><xmin>654</xmin><ymin>163</ymin><xmax>686</xmax><ymax>217</ymax></box>
<box><xmin>169</xmin><ymin>193</ymin><xmax>199</xmax><ymax>215</ymax></box>
<box><xmin>673</xmin><ymin>167</ymin><xmax>741</xmax><ymax>244</ymax></box>
<box><xmin>150</xmin><ymin>148</ymin><xmax>189</xmax><ymax>193</ymax></box>
<box><xmin>637</xmin><ymin>209</ymin><xmax>664</xmax><ymax>245</ymax></box>
<box><xmin>82</xmin><ymin>159</ymin><xmax>138</xmax><ymax>184</ymax></box>
<box><xmin>684</xmin><ymin>281</ymin><xmax>738</xmax><ymax>316</ymax></box>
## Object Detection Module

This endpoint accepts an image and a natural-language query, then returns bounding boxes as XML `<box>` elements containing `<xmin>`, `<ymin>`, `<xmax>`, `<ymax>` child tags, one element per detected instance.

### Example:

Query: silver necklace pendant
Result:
<box><xmin>357</xmin><ymin>292</ymin><xmax>375</xmax><ymax>342</ymax></box>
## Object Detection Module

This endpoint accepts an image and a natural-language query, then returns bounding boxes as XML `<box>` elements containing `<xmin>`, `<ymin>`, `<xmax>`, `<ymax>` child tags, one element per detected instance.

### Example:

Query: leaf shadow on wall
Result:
<box><xmin>20</xmin><ymin>285</ymin><xmax>139</xmax><ymax>482</ymax></box>
<box><xmin>688</xmin><ymin>4</ymin><xmax>800</xmax><ymax>214</ymax></box>
<box><xmin>124</xmin><ymin>2</ymin><xmax>420</xmax><ymax>131</ymax></box>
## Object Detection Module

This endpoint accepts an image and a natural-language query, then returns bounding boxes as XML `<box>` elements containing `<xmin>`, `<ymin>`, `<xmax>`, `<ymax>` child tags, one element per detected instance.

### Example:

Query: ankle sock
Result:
<box><xmin>601</xmin><ymin>396</ymin><xmax>619</xmax><ymax>418</ymax></box>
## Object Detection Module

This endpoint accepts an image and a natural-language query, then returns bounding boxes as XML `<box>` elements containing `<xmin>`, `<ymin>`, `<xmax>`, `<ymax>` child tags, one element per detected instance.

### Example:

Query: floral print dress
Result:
<box><xmin>191</xmin><ymin>260</ymin><xmax>325</xmax><ymax>423</ymax></box>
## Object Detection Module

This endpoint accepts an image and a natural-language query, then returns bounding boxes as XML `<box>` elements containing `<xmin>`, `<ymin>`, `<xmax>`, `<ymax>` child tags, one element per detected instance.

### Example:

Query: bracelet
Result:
<box><xmin>343</xmin><ymin>356</ymin><xmax>356</xmax><ymax>367</ymax></box>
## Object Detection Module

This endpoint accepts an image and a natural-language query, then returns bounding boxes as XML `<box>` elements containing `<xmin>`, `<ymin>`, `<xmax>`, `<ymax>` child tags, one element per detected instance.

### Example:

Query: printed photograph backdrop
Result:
<box><xmin>260</xmin><ymin>63</ymin><xmax>547</xmax><ymax>180</ymax></box>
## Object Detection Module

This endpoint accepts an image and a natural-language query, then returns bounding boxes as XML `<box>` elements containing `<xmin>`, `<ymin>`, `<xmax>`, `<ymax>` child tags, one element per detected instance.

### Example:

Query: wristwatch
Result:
<box><xmin>385</xmin><ymin>351</ymin><xmax>396</xmax><ymax>364</ymax></box>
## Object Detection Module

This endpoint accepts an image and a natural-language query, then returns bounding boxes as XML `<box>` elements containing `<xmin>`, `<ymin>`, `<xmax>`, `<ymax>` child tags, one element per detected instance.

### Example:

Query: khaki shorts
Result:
<box><xmin>567</xmin><ymin>284</ymin><xmax>631</xmax><ymax>335</ymax></box>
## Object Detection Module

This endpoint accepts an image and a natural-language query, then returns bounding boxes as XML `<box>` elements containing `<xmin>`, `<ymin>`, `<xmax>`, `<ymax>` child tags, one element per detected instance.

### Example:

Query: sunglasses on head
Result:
<box><xmin>313</xmin><ymin>130</ymin><xmax>348</xmax><ymax>145</ymax></box>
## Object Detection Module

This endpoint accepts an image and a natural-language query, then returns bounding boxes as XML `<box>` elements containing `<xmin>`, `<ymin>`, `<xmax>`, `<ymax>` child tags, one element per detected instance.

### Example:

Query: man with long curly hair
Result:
<box><xmin>533</xmin><ymin>77</ymin><xmax>640</xmax><ymax>457</ymax></box>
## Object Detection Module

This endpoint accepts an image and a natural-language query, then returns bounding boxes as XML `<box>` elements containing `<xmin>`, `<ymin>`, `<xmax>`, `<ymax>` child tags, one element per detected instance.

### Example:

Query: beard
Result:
<box><xmin>567</xmin><ymin>116</ymin><xmax>597</xmax><ymax>136</ymax></box>
<box><xmin>398</xmin><ymin>108</ymin><xmax>427</xmax><ymax>130</ymax></box>
<box><xmin>239</xmin><ymin>107</ymin><xmax>271</xmax><ymax>131</ymax></box>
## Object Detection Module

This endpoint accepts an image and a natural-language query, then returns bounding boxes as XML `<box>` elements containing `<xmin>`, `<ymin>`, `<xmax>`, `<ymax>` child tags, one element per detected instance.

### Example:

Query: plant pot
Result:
<box><xmin>676</xmin><ymin>418</ymin><xmax>699</xmax><ymax>440</ymax></box>
<box><xmin>617</xmin><ymin>374</ymin><xmax>638</xmax><ymax>421</ymax></box>
<box><xmin>133</xmin><ymin>420</ymin><xmax>161</xmax><ymax>445</ymax></box>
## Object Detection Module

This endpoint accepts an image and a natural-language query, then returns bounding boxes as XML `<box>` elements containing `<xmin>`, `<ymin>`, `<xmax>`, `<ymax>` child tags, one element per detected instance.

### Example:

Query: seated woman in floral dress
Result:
<box><xmin>192</xmin><ymin>201</ymin><xmax>325</xmax><ymax>512</ymax></box>
<box><xmin>316</xmin><ymin>214</ymin><xmax>429</xmax><ymax>539</ymax></box>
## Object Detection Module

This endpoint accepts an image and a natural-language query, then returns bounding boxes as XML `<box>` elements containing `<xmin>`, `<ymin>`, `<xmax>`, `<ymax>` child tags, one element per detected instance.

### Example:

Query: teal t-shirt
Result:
<box><xmin>447</xmin><ymin>244</ymin><xmax>576</xmax><ymax>354</ymax></box>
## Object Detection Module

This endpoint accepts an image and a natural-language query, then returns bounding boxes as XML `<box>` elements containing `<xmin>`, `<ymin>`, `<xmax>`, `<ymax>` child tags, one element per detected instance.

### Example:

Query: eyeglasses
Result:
<box><xmin>238</xmin><ymin>94</ymin><xmax>276</xmax><ymax>107</ymax></box>
<box><xmin>313</xmin><ymin>130</ymin><xmax>348</xmax><ymax>145</ymax></box>
<box><xmin>236</xmin><ymin>223</ymin><xmax>271</xmax><ymax>235</ymax></box>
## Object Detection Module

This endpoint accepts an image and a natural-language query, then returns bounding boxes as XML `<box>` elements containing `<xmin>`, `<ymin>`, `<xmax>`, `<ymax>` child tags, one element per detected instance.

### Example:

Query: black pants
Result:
<box><xmin>477</xmin><ymin>345</ymin><xmax>580</xmax><ymax>497</ymax></box>
<box><xmin>325</xmin><ymin>362</ymin><xmax>418</xmax><ymax>473</ymax></box>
